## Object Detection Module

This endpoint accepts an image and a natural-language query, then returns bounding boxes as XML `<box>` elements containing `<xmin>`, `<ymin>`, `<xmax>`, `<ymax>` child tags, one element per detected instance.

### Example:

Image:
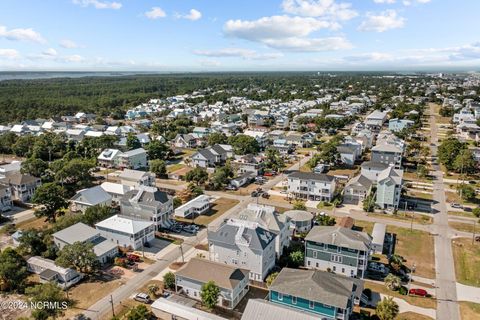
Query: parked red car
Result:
<box><xmin>126</xmin><ymin>253</ymin><xmax>141</xmax><ymax>262</ymax></box>
<box><xmin>409</xmin><ymin>288</ymin><xmax>428</xmax><ymax>297</ymax></box>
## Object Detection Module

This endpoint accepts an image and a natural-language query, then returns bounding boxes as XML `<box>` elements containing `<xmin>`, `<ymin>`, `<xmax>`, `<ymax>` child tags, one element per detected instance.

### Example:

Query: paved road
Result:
<box><xmin>428</xmin><ymin>104</ymin><xmax>460</xmax><ymax>320</ymax></box>
<box><xmin>84</xmin><ymin>155</ymin><xmax>311</xmax><ymax>319</ymax></box>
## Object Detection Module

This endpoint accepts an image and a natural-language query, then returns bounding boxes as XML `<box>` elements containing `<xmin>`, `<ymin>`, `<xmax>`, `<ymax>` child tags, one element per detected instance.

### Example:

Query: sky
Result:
<box><xmin>0</xmin><ymin>0</ymin><xmax>480</xmax><ymax>71</ymax></box>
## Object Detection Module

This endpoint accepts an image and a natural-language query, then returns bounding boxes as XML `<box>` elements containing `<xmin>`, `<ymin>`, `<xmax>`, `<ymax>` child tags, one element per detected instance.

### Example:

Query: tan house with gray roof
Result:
<box><xmin>175</xmin><ymin>258</ymin><xmax>249</xmax><ymax>309</ymax></box>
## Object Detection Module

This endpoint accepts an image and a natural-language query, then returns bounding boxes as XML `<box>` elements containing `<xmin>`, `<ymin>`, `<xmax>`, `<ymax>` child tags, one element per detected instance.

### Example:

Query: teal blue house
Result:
<box><xmin>268</xmin><ymin>268</ymin><xmax>364</xmax><ymax>320</ymax></box>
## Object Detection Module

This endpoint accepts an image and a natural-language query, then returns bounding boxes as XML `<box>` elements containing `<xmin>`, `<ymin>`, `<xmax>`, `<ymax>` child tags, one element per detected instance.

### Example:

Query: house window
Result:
<box><xmin>292</xmin><ymin>296</ymin><xmax>297</xmax><ymax>305</ymax></box>
<box><xmin>277</xmin><ymin>292</ymin><xmax>283</xmax><ymax>301</ymax></box>
<box><xmin>309</xmin><ymin>301</ymin><xmax>314</xmax><ymax>309</ymax></box>
<box><xmin>307</xmin><ymin>260</ymin><xmax>311</xmax><ymax>266</ymax></box>
<box><xmin>337</xmin><ymin>247</ymin><xmax>342</xmax><ymax>253</ymax></box>
<box><xmin>333</xmin><ymin>266</ymin><xmax>336</xmax><ymax>272</ymax></box>
<box><xmin>342</xmin><ymin>268</ymin><xmax>345</xmax><ymax>274</ymax></box>
<box><xmin>313</xmin><ymin>251</ymin><xmax>317</xmax><ymax>258</ymax></box>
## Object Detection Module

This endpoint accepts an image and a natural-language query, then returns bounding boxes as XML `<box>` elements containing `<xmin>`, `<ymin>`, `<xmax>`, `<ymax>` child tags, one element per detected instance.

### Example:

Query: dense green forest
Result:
<box><xmin>0</xmin><ymin>72</ymin><xmax>423</xmax><ymax>124</ymax></box>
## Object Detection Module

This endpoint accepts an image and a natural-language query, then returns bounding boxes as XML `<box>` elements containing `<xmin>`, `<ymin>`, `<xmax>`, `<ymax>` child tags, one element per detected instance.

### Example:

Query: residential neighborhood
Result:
<box><xmin>1</xmin><ymin>70</ymin><xmax>480</xmax><ymax>320</ymax></box>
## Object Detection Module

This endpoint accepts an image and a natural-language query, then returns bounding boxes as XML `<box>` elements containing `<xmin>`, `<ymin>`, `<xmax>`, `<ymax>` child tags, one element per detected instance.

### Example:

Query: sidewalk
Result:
<box><xmin>456</xmin><ymin>283</ymin><xmax>480</xmax><ymax>304</ymax></box>
<box><xmin>379</xmin><ymin>294</ymin><xmax>436</xmax><ymax>318</ymax></box>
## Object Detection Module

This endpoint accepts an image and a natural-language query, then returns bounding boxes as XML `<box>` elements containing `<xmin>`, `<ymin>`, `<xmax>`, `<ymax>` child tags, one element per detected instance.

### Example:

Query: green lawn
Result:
<box><xmin>317</xmin><ymin>202</ymin><xmax>334</xmax><ymax>210</ymax></box>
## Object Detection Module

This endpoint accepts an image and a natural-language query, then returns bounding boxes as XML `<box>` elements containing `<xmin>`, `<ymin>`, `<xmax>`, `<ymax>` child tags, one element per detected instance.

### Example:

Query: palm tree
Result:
<box><xmin>384</xmin><ymin>274</ymin><xmax>402</xmax><ymax>291</ymax></box>
<box><xmin>376</xmin><ymin>297</ymin><xmax>399</xmax><ymax>320</ymax></box>
<box><xmin>148</xmin><ymin>283</ymin><xmax>160</xmax><ymax>297</ymax></box>
<box><xmin>389</xmin><ymin>254</ymin><xmax>404</xmax><ymax>273</ymax></box>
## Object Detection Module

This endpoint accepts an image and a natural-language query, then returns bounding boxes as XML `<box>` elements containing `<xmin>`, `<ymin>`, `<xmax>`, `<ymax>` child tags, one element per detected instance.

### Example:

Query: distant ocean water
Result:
<box><xmin>0</xmin><ymin>71</ymin><xmax>162</xmax><ymax>81</ymax></box>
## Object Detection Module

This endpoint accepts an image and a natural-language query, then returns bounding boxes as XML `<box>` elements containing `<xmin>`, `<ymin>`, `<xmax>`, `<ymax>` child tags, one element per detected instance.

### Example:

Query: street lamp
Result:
<box><xmin>408</xmin><ymin>262</ymin><xmax>416</xmax><ymax>293</ymax></box>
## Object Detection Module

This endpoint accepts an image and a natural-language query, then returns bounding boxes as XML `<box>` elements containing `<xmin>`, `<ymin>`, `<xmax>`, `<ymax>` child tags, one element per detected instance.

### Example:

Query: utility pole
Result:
<box><xmin>408</xmin><ymin>262</ymin><xmax>416</xmax><ymax>292</ymax></box>
<box><xmin>109</xmin><ymin>295</ymin><xmax>115</xmax><ymax>318</ymax></box>
<box><xmin>473</xmin><ymin>220</ymin><xmax>476</xmax><ymax>245</ymax></box>
<box><xmin>179</xmin><ymin>243</ymin><xmax>184</xmax><ymax>263</ymax></box>
<box><xmin>410</xmin><ymin>209</ymin><xmax>414</xmax><ymax>232</ymax></box>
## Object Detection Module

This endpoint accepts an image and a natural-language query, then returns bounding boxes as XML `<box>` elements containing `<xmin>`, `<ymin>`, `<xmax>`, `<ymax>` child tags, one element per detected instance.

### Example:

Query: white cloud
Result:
<box><xmin>42</xmin><ymin>48</ymin><xmax>58</xmax><ymax>56</ymax></box>
<box><xmin>60</xmin><ymin>39</ymin><xmax>80</xmax><ymax>49</ymax></box>
<box><xmin>263</xmin><ymin>36</ymin><xmax>352</xmax><ymax>51</ymax></box>
<box><xmin>340</xmin><ymin>42</ymin><xmax>480</xmax><ymax>67</ymax></box>
<box><xmin>176</xmin><ymin>9</ymin><xmax>202</xmax><ymax>21</ymax></box>
<box><xmin>358</xmin><ymin>10</ymin><xmax>405</xmax><ymax>32</ymax></box>
<box><xmin>344</xmin><ymin>52</ymin><xmax>393</xmax><ymax>61</ymax></box>
<box><xmin>224</xmin><ymin>15</ymin><xmax>350</xmax><ymax>52</ymax></box>
<box><xmin>193</xmin><ymin>48</ymin><xmax>283</xmax><ymax>60</ymax></box>
<box><xmin>0</xmin><ymin>25</ymin><xmax>46</xmax><ymax>43</ymax></box>
<box><xmin>63</xmin><ymin>54</ymin><xmax>85</xmax><ymax>63</ymax></box>
<box><xmin>0</xmin><ymin>49</ymin><xmax>20</xmax><ymax>59</ymax></box>
<box><xmin>145</xmin><ymin>7</ymin><xmax>167</xmax><ymax>19</ymax></box>
<box><xmin>374</xmin><ymin>0</ymin><xmax>396</xmax><ymax>3</ymax></box>
<box><xmin>72</xmin><ymin>0</ymin><xmax>122</xmax><ymax>10</ymax></box>
<box><xmin>225</xmin><ymin>15</ymin><xmax>338</xmax><ymax>40</ymax></box>
<box><xmin>281</xmin><ymin>0</ymin><xmax>358</xmax><ymax>20</ymax></box>
<box><xmin>403</xmin><ymin>0</ymin><xmax>431</xmax><ymax>6</ymax></box>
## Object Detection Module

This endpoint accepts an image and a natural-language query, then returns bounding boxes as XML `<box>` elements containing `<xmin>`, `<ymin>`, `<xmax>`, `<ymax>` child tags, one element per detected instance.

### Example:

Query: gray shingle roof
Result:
<box><xmin>241</xmin><ymin>299</ymin><xmax>320</xmax><ymax>320</ymax></box>
<box><xmin>305</xmin><ymin>226</ymin><xmax>371</xmax><ymax>251</ymax></box>
<box><xmin>288</xmin><ymin>171</ymin><xmax>334</xmax><ymax>182</ymax></box>
<box><xmin>176</xmin><ymin>257</ymin><xmax>249</xmax><ymax>290</ymax></box>
<box><xmin>346</xmin><ymin>174</ymin><xmax>373</xmax><ymax>189</ymax></box>
<box><xmin>269</xmin><ymin>268</ymin><xmax>363</xmax><ymax>309</ymax></box>
<box><xmin>124</xmin><ymin>187</ymin><xmax>170</xmax><ymax>206</ymax></box>
<box><xmin>361</xmin><ymin>161</ymin><xmax>389</xmax><ymax>171</ymax></box>
<box><xmin>208</xmin><ymin>224</ymin><xmax>275</xmax><ymax>252</ymax></box>
<box><xmin>71</xmin><ymin>186</ymin><xmax>112</xmax><ymax>206</ymax></box>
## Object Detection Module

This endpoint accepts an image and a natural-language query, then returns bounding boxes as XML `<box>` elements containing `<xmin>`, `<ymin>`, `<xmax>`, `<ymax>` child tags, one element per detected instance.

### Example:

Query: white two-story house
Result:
<box><xmin>208</xmin><ymin>224</ymin><xmax>276</xmax><ymax>282</ymax></box>
<box><xmin>287</xmin><ymin>171</ymin><xmax>336</xmax><ymax>202</ymax></box>
<box><xmin>227</xmin><ymin>203</ymin><xmax>290</xmax><ymax>257</ymax></box>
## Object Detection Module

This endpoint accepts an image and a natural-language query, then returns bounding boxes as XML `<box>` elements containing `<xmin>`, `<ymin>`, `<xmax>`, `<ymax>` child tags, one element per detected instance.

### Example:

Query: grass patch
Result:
<box><xmin>369</xmin><ymin>212</ymin><xmax>433</xmax><ymax>225</ymax></box>
<box><xmin>460</xmin><ymin>302</ymin><xmax>480</xmax><ymax>320</ymax></box>
<box><xmin>299</xmin><ymin>163</ymin><xmax>311</xmax><ymax>172</ymax></box>
<box><xmin>388</xmin><ymin>226</ymin><xmax>435</xmax><ymax>279</ymax></box>
<box><xmin>397</xmin><ymin>312</ymin><xmax>434</xmax><ymax>320</ymax></box>
<box><xmin>317</xmin><ymin>201</ymin><xmax>334</xmax><ymax>210</ymax></box>
<box><xmin>449</xmin><ymin>221</ymin><xmax>478</xmax><ymax>234</ymax></box>
<box><xmin>167</xmin><ymin>163</ymin><xmax>185</xmax><ymax>173</ymax></box>
<box><xmin>407</xmin><ymin>191</ymin><xmax>433</xmax><ymax>201</ymax></box>
<box><xmin>15</xmin><ymin>216</ymin><xmax>50</xmax><ymax>231</ymax></box>
<box><xmin>452</xmin><ymin>238</ymin><xmax>480</xmax><ymax>287</ymax></box>
<box><xmin>448</xmin><ymin>210</ymin><xmax>477</xmax><ymax>218</ymax></box>
<box><xmin>364</xmin><ymin>281</ymin><xmax>436</xmax><ymax>309</ymax></box>
<box><xmin>328</xmin><ymin>167</ymin><xmax>359</xmax><ymax>178</ymax></box>
<box><xmin>352</xmin><ymin>220</ymin><xmax>374</xmax><ymax>234</ymax></box>
<box><xmin>63</xmin><ymin>276</ymin><xmax>124</xmax><ymax>319</ymax></box>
